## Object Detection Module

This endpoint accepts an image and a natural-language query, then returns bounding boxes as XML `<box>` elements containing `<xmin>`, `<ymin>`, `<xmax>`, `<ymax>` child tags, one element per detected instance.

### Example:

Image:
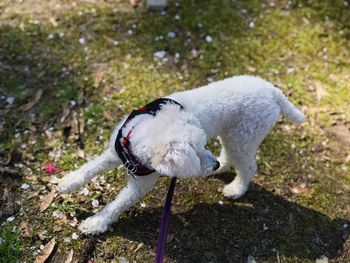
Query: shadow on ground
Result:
<box><xmin>109</xmin><ymin>183</ymin><xmax>349</xmax><ymax>262</ymax></box>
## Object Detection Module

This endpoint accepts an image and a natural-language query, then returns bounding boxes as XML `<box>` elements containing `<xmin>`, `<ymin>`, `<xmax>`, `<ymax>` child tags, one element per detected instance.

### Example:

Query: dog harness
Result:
<box><xmin>115</xmin><ymin>98</ymin><xmax>184</xmax><ymax>176</ymax></box>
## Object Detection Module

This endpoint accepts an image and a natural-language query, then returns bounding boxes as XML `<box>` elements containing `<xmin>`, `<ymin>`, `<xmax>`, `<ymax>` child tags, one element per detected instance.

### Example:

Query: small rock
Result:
<box><xmin>127</xmin><ymin>30</ymin><xmax>133</xmax><ymax>35</ymax></box>
<box><xmin>59</xmin><ymin>32</ymin><xmax>64</xmax><ymax>38</ymax></box>
<box><xmin>6</xmin><ymin>216</ymin><xmax>15</xmax><ymax>222</ymax></box>
<box><xmin>154</xmin><ymin>51</ymin><xmax>167</xmax><ymax>59</ymax></box>
<box><xmin>205</xmin><ymin>35</ymin><xmax>213</xmax><ymax>42</ymax></box>
<box><xmin>6</xmin><ymin>96</ymin><xmax>15</xmax><ymax>105</ymax></box>
<box><xmin>72</xmin><ymin>232</ymin><xmax>79</xmax><ymax>240</ymax></box>
<box><xmin>47</xmin><ymin>33</ymin><xmax>54</xmax><ymax>40</ymax></box>
<box><xmin>197</xmin><ymin>22</ymin><xmax>203</xmax><ymax>28</ymax></box>
<box><xmin>207</xmin><ymin>77</ymin><xmax>214</xmax><ymax>82</ymax></box>
<box><xmin>39</xmin><ymin>244</ymin><xmax>45</xmax><ymax>250</ymax></box>
<box><xmin>78</xmin><ymin>37</ymin><xmax>86</xmax><ymax>45</ymax></box>
<box><xmin>21</xmin><ymin>183</ymin><xmax>30</xmax><ymax>190</ymax></box>
<box><xmin>167</xmin><ymin>32</ymin><xmax>176</xmax><ymax>39</ymax></box>
<box><xmin>218</xmin><ymin>200</ymin><xmax>224</xmax><ymax>205</ymax></box>
<box><xmin>343</xmin><ymin>223</ymin><xmax>348</xmax><ymax>229</ymax></box>
<box><xmin>174</xmin><ymin>14</ymin><xmax>180</xmax><ymax>20</ymax></box>
<box><xmin>140</xmin><ymin>202</ymin><xmax>146</xmax><ymax>208</ymax></box>
<box><xmin>248</xmin><ymin>21</ymin><xmax>255</xmax><ymax>28</ymax></box>
<box><xmin>80</xmin><ymin>187</ymin><xmax>89</xmax><ymax>196</ymax></box>
<box><xmin>92</xmin><ymin>199</ymin><xmax>99</xmax><ymax>208</ymax></box>
<box><xmin>316</xmin><ymin>255</ymin><xmax>329</xmax><ymax>263</ymax></box>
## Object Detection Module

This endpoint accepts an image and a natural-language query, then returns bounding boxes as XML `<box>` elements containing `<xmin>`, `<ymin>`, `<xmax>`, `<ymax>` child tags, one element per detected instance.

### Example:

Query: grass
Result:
<box><xmin>0</xmin><ymin>0</ymin><xmax>349</xmax><ymax>262</ymax></box>
<box><xmin>0</xmin><ymin>225</ymin><xmax>23</xmax><ymax>263</ymax></box>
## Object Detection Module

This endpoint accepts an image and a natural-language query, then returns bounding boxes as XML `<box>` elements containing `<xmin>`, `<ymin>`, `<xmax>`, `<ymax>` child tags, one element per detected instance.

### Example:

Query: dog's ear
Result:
<box><xmin>152</xmin><ymin>143</ymin><xmax>201</xmax><ymax>177</ymax></box>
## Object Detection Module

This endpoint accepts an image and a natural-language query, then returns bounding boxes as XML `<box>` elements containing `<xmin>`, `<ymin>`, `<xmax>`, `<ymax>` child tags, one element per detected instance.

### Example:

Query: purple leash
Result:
<box><xmin>155</xmin><ymin>177</ymin><xmax>177</xmax><ymax>263</ymax></box>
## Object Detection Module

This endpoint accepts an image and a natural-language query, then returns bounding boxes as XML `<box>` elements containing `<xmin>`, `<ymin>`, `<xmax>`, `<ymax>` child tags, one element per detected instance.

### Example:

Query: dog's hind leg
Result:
<box><xmin>79</xmin><ymin>173</ymin><xmax>160</xmax><ymax>235</ymax></box>
<box><xmin>59</xmin><ymin>148</ymin><xmax>121</xmax><ymax>193</ymax></box>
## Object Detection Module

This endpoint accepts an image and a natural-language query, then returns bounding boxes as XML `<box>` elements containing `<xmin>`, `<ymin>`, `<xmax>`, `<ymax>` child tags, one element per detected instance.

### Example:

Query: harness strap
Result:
<box><xmin>115</xmin><ymin>98</ymin><xmax>184</xmax><ymax>176</ymax></box>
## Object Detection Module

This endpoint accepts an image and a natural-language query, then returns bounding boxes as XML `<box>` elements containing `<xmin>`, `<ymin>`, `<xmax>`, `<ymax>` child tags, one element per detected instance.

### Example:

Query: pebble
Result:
<box><xmin>80</xmin><ymin>187</ymin><xmax>89</xmax><ymax>196</ymax></box>
<box><xmin>72</xmin><ymin>232</ymin><xmax>79</xmax><ymax>240</ymax></box>
<box><xmin>248</xmin><ymin>21</ymin><xmax>255</xmax><ymax>28</ymax></box>
<box><xmin>218</xmin><ymin>200</ymin><xmax>224</xmax><ymax>205</ymax></box>
<box><xmin>6</xmin><ymin>96</ymin><xmax>15</xmax><ymax>105</ymax></box>
<box><xmin>174</xmin><ymin>14</ymin><xmax>180</xmax><ymax>20</ymax></box>
<box><xmin>127</xmin><ymin>30</ymin><xmax>133</xmax><ymax>35</ymax></box>
<box><xmin>92</xmin><ymin>199</ymin><xmax>100</xmax><ymax>208</ymax></box>
<box><xmin>167</xmin><ymin>32</ymin><xmax>176</xmax><ymax>39</ymax></box>
<box><xmin>316</xmin><ymin>255</ymin><xmax>329</xmax><ymax>263</ymax></box>
<box><xmin>205</xmin><ymin>35</ymin><xmax>213</xmax><ymax>42</ymax></box>
<box><xmin>6</xmin><ymin>216</ymin><xmax>15</xmax><ymax>222</ymax></box>
<box><xmin>47</xmin><ymin>33</ymin><xmax>54</xmax><ymax>40</ymax></box>
<box><xmin>21</xmin><ymin>183</ymin><xmax>30</xmax><ymax>190</ymax></box>
<box><xmin>78</xmin><ymin>37</ymin><xmax>86</xmax><ymax>45</ymax></box>
<box><xmin>154</xmin><ymin>51</ymin><xmax>167</xmax><ymax>59</ymax></box>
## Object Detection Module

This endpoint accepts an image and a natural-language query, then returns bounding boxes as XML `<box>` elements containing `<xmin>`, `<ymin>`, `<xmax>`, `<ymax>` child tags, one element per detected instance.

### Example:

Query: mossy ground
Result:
<box><xmin>0</xmin><ymin>0</ymin><xmax>349</xmax><ymax>262</ymax></box>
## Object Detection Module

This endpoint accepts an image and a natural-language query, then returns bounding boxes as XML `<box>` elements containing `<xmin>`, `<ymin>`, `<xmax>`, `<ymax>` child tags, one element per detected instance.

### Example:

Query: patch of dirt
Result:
<box><xmin>327</xmin><ymin>125</ymin><xmax>350</xmax><ymax>146</ymax></box>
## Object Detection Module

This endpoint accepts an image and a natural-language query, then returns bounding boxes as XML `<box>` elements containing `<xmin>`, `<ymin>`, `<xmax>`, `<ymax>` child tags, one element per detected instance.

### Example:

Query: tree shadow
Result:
<box><xmin>109</xmin><ymin>183</ymin><xmax>349</xmax><ymax>262</ymax></box>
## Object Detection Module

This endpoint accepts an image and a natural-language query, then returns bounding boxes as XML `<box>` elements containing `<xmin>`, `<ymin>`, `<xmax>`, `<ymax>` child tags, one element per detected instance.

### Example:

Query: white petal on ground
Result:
<box><xmin>21</xmin><ymin>183</ymin><xmax>30</xmax><ymax>190</ymax></box>
<box><xmin>154</xmin><ymin>51</ymin><xmax>167</xmax><ymax>59</ymax></box>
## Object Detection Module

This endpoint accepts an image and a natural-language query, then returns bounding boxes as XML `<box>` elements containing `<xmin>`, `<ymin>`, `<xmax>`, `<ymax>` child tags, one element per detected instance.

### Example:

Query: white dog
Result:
<box><xmin>59</xmin><ymin>75</ymin><xmax>305</xmax><ymax>235</ymax></box>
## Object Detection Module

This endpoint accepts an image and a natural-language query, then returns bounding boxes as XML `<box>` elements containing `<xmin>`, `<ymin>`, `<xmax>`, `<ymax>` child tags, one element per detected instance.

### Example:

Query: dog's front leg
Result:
<box><xmin>79</xmin><ymin>173</ymin><xmax>160</xmax><ymax>235</ymax></box>
<box><xmin>59</xmin><ymin>148</ymin><xmax>121</xmax><ymax>193</ymax></box>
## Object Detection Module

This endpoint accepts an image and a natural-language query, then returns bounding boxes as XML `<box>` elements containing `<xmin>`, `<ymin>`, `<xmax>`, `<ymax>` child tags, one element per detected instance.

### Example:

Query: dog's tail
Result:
<box><xmin>274</xmin><ymin>88</ymin><xmax>305</xmax><ymax>124</ymax></box>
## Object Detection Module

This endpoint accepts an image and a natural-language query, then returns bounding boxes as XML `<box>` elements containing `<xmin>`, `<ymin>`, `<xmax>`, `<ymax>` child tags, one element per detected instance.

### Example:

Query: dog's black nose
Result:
<box><xmin>213</xmin><ymin>161</ymin><xmax>220</xmax><ymax>171</ymax></box>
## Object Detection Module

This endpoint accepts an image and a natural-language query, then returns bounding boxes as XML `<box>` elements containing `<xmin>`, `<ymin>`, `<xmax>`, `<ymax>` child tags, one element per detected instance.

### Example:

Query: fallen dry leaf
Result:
<box><xmin>166</xmin><ymin>233</ymin><xmax>175</xmax><ymax>244</ymax></box>
<box><xmin>49</xmin><ymin>17</ymin><xmax>58</xmax><ymax>27</ymax></box>
<box><xmin>40</xmin><ymin>189</ymin><xmax>56</xmax><ymax>212</ymax></box>
<box><xmin>346</xmin><ymin>154</ymin><xmax>350</xmax><ymax>163</ymax></box>
<box><xmin>35</xmin><ymin>238</ymin><xmax>56</xmax><ymax>263</ymax></box>
<box><xmin>103</xmin><ymin>111</ymin><xmax>114</xmax><ymax>121</ymax></box>
<box><xmin>65</xmin><ymin>249</ymin><xmax>74</xmax><ymax>263</ymax></box>
<box><xmin>314</xmin><ymin>80</ymin><xmax>327</xmax><ymax>105</ymax></box>
<box><xmin>20</xmin><ymin>221</ymin><xmax>33</xmax><ymax>238</ymax></box>
<box><xmin>19</xmin><ymin>89</ymin><xmax>43</xmax><ymax>111</ymax></box>
<box><xmin>291</xmin><ymin>183</ymin><xmax>308</xmax><ymax>194</ymax></box>
<box><xmin>77</xmin><ymin>148</ymin><xmax>85</xmax><ymax>159</ymax></box>
<box><xmin>53</xmin><ymin>225</ymin><xmax>63</xmax><ymax>233</ymax></box>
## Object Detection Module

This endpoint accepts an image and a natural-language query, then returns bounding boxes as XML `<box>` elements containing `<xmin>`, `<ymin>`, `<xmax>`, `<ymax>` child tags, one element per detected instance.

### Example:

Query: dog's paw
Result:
<box><xmin>222</xmin><ymin>181</ymin><xmax>248</xmax><ymax>200</ymax></box>
<box><xmin>79</xmin><ymin>216</ymin><xmax>113</xmax><ymax>235</ymax></box>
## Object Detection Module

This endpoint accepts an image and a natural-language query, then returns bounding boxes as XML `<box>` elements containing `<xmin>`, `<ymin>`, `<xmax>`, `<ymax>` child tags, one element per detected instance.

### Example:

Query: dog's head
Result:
<box><xmin>130</xmin><ymin>102</ymin><xmax>219</xmax><ymax>178</ymax></box>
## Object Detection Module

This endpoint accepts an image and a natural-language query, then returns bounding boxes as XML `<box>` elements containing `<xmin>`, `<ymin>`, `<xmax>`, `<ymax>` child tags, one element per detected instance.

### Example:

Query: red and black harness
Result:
<box><xmin>114</xmin><ymin>98</ymin><xmax>184</xmax><ymax>176</ymax></box>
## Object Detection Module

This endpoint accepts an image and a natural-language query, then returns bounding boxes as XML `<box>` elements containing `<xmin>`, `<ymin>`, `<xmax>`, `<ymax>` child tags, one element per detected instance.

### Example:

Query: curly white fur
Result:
<box><xmin>59</xmin><ymin>75</ymin><xmax>305</xmax><ymax>235</ymax></box>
